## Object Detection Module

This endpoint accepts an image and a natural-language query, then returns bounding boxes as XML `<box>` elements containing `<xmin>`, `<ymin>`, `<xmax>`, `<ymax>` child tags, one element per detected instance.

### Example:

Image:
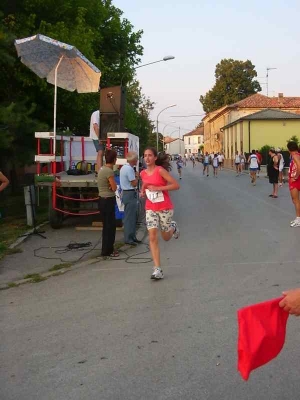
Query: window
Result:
<box><xmin>189</xmin><ymin>149</ymin><xmax>191</xmax><ymax>153</ymax></box>
<box><xmin>188</xmin><ymin>138</ymin><xmax>190</xmax><ymax>145</ymax></box>
<box><xmin>198</xmin><ymin>137</ymin><xmax>201</xmax><ymax>144</ymax></box>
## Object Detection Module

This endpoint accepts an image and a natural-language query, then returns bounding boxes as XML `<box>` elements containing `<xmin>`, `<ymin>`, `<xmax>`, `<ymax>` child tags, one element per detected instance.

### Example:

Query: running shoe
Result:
<box><xmin>151</xmin><ymin>268</ymin><xmax>164</xmax><ymax>280</ymax></box>
<box><xmin>170</xmin><ymin>220</ymin><xmax>180</xmax><ymax>239</ymax></box>
<box><xmin>290</xmin><ymin>219</ymin><xmax>300</xmax><ymax>227</ymax></box>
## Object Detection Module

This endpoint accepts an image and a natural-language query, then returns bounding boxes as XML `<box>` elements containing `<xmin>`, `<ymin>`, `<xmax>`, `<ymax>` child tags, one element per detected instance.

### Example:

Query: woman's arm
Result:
<box><xmin>0</xmin><ymin>172</ymin><xmax>9</xmax><ymax>192</ymax></box>
<box><xmin>108</xmin><ymin>175</ymin><xmax>117</xmax><ymax>192</ymax></box>
<box><xmin>147</xmin><ymin>168</ymin><xmax>179</xmax><ymax>192</ymax></box>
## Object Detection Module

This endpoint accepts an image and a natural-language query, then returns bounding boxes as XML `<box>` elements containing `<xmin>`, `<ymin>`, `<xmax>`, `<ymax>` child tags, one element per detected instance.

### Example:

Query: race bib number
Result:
<box><xmin>145</xmin><ymin>189</ymin><xmax>164</xmax><ymax>203</ymax></box>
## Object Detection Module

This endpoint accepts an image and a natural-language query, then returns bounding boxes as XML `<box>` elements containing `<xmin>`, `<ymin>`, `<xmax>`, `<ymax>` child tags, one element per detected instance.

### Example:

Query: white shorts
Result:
<box><xmin>279</xmin><ymin>166</ymin><xmax>284</xmax><ymax>172</ymax></box>
<box><xmin>146</xmin><ymin>209</ymin><xmax>174</xmax><ymax>231</ymax></box>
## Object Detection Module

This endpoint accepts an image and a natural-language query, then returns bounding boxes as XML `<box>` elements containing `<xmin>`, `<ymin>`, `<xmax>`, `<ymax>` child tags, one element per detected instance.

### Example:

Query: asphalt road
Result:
<box><xmin>1</xmin><ymin>163</ymin><xmax>300</xmax><ymax>400</ymax></box>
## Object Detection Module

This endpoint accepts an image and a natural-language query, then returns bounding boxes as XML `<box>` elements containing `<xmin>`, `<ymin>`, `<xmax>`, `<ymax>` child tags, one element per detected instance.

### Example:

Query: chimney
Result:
<box><xmin>278</xmin><ymin>93</ymin><xmax>284</xmax><ymax>98</ymax></box>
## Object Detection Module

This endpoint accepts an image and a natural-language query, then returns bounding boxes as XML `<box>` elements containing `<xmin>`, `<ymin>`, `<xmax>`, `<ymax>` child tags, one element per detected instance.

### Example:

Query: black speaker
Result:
<box><xmin>99</xmin><ymin>86</ymin><xmax>126</xmax><ymax>140</ymax></box>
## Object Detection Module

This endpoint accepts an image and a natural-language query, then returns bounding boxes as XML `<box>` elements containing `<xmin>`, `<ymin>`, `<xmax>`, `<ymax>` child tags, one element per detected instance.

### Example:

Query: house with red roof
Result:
<box><xmin>202</xmin><ymin>93</ymin><xmax>300</xmax><ymax>154</ymax></box>
<box><xmin>164</xmin><ymin>136</ymin><xmax>185</xmax><ymax>156</ymax></box>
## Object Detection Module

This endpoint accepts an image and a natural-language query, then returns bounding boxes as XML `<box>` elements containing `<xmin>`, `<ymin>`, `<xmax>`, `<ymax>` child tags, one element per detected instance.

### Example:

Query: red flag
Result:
<box><xmin>237</xmin><ymin>297</ymin><xmax>289</xmax><ymax>380</ymax></box>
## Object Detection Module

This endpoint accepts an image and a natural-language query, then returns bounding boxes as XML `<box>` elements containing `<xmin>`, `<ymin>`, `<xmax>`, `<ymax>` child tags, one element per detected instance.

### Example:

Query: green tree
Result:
<box><xmin>0</xmin><ymin>0</ymin><xmax>146</xmax><ymax>169</ymax></box>
<box><xmin>287</xmin><ymin>135</ymin><xmax>299</xmax><ymax>147</ymax></box>
<box><xmin>200</xmin><ymin>59</ymin><xmax>261</xmax><ymax>113</ymax></box>
<box><xmin>124</xmin><ymin>81</ymin><xmax>155</xmax><ymax>152</ymax></box>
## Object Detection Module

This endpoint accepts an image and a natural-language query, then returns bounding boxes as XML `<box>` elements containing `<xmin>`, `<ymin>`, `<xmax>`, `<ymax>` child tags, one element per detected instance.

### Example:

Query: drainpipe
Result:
<box><xmin>248</xmin><ymin>121</ymin><xmax>251</xmax><ymax>153</ymax></box>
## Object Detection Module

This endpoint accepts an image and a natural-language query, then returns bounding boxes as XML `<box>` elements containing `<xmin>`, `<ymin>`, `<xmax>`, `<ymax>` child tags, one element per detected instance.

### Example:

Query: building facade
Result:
<box><xmin>202</xmin><ymin>93</ymin><xmax>300</xmax><ymax>154</ymax></box>
<box><xmin>164</xmin><ymin>137</ymin><xmax>185</xmax><ymax>155</ymax></box>
<box><xmin>183</xmin><ymin>124</ymin><xmax>204</xmax><ymax>154</ymax></box>
<box><xmin>222</xmin><ymin>109</ymin><xmax>300</xmax><ymax>159</ymax></box>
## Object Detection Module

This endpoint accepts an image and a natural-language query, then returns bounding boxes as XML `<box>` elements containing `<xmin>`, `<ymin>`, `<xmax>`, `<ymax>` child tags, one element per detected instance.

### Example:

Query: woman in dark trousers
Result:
<box><xmin>97</xmin><ymin>150</ymin><xmax>119</xmax><ymax>257</ymax></box>
<box><xmin>267</xmin><ymin>148</ymin><xmax>279</xmax><ymax>198</ymax></box>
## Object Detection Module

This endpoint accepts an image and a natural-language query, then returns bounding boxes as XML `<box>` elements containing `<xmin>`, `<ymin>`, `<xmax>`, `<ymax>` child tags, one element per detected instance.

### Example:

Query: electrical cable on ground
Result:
<box><xmin>34</xmin><ymin>240</ymin><xmax>152</xmax><ymax>264</ymax></box>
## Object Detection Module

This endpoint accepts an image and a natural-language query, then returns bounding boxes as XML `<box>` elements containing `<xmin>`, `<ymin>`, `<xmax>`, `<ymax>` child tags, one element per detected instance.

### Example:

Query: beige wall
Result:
<box><xmin>204</xmin><ymin>106</ymin><xmax>300</xmax><ymax>154</ymax></box>
<box><xmin>224</xmin><ymin>119</ymin><xmax>300</xmax><ymax>159</ymax></box>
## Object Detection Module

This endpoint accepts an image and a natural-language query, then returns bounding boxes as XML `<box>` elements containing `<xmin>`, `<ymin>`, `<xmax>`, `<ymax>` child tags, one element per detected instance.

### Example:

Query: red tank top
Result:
<box><xmin>289</xmin><ymin>153</ymin><xmax>300</xmax><ymax>180</ymax></box>
<box><xmin>289</xmin><ymin>153</ymin><xmax>300</xmax><ymax>190</ymax></box>
<box><xmin>140</xmin><ymin>166</ymin><xmax>174</xmax><ymax>211</ymax></box>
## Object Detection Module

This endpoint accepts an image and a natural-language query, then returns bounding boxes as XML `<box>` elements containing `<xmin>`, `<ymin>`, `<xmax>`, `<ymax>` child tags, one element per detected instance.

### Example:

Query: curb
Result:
<box><xmin>0</xmin><ymin>242</ymin><xmax>146</xmax><ymax>291</ymax></box>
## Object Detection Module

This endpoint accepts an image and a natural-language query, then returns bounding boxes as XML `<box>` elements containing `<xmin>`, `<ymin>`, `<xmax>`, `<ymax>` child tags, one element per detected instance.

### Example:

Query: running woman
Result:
<box><xmin>240</xmin><ymin>152</ymin><xmax>245</xmax><ymax>171</ymax></box>
<box><xmin>287</xmin><ymin>141</ymin><xmax>300</xmax><ymax>227</ymax></box>
<box><xmin>203</xmin><ymin>152</ymin><xmax>210</xmax><ymax>176</ymax></box>
<box><xmin>176</xmin><ymin>156</ymin><xmax>183</xmax><ymax>179</ymax></box>
<box><xmin>212</xmin><ymin>154</ymin><xmax>219</xmax><ymax>177</ymax></box>
<box><xmin>191</xmin><ymin>155</ymin><xmax>196</xmax><ymax>168</ymax></box>
<box><xmin>247</xmin><ymin>149</ymin><xmax>259</xmax><ymax>186</ymax></box>
<box><xmin>140</xmin><ymin>148</ymin><xmax>180</xmax><ymax>280</ymax></box>
<box><xmin>234</xmin><ymin>151</ymin><xmax>241</xmax><ymax>176</ymax></box>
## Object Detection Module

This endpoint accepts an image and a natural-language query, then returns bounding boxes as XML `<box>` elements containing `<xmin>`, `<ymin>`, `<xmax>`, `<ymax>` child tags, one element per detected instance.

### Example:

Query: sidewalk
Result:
<box><xmin>0</xmin><ymin>216</ymin><xmax>147</xmax><ymax>288</ymax></box>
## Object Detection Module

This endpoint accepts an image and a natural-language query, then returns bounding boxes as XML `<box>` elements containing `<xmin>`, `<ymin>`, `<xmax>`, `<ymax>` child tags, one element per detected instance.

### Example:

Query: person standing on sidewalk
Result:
<box><xmin>247</xmin><ymin>150</ymin><xmax>259</xmax><ymax>186</ymax></box>
<box><xmin>97</xmin><ymin>150</ymin><xmax>119</xmax><ymax>258</ymax></box>
<box><xmin>267</xmin><ymin>148</ymin><xmax>279</xmax><ymax>198</ymax></box>
<box><xmin>140</xmin><ymin>147</ymin><xmax>180</xmax><ymax>280</ymax></box>
<box><xmin>287</xmin><ymin>141</ymin><xmax>300</xmax><ymax>227</ymax></box>
<box><xmin>120</xmin><ymin>151</ymin><xmax>141</xmax><ymax>246</ymax></box>
<box><xmin>276</xmin><ymin>148</ymin><xmax>285</xmax><ymax>187</ymax></box>
<box><xmin>90</xmin><ymin>110</ymin><xmax>104</xmax><ymax>176</ymax></box>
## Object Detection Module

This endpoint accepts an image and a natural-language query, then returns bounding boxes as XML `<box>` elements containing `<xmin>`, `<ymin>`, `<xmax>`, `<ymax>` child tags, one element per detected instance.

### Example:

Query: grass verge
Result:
<box><xmin>24</xmin><ymin>273</ymin><xmax>47</xmax><ymax>283</ymax></box>
<box><xmin>49</xmin><ymin>262</ymin><xmax>73</xmax><ymax>272</ymax></box>
<box><xmin>0</xmin><ymin>188</ymin><xmax>49</xmax><ymax>261</ymax></box>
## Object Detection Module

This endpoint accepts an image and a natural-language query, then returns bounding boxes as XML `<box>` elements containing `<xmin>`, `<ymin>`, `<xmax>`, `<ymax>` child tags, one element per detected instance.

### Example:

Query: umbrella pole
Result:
<box><xmin>53</xmin><ymin>56</ymin><xmax>64</xmax><ymax>161</ymax></box>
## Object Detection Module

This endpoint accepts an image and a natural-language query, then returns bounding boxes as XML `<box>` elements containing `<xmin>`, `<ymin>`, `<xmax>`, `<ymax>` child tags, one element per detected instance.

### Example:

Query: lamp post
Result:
<box><xmin>121</xmin><ymin>55</ymin><xmax>175</xmax><ymax>86</ymax></box>
<box><xmin>162</xmin><ymin>121</ymin><xmax>176</xmax><ymax>150</ymax></box>
<box><xmin>156</xmin><ymin>105</ymin><xmax>177</xmax><ymax>150</ymax></box>
<box><xmin>168</xmin><ymin>127</ymin><xmax>184</xmax><ymax>155</ymax></box>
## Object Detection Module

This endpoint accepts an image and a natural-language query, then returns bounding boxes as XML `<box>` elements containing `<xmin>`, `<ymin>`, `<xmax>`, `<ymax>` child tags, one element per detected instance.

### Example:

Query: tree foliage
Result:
<box><xmin>200</xmin><ymin>59</ymin><xmax>261</xmax><ymax>113</ymax></box>
<box><xmin>124</xmin><ymin>81</ymin><xmax>155</xmax><ymax>153</ymax></box>
<box><xmin>287</xmin><ymin>135</ymin><xmax>299</xmax><ymax>147</ymax></box>
<box><xmin>0</xmin><ymin>0</ymin><xmax>153</xmax><ymax>170</ymax></box>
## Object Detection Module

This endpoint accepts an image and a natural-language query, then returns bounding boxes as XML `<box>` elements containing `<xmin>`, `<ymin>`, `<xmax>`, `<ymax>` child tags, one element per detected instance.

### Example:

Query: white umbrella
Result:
<box><xmin>15</xmin><ymin>34</ymin><xmax>101</xmax><ymax>150</ymax></box>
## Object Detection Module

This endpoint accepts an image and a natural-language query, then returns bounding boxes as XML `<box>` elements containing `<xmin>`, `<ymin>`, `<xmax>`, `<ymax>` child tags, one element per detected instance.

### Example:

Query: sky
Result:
<box><xmin>113</xmin><ymin>0</ymin><xmax>300</xmax><ymax>137</ymax></box>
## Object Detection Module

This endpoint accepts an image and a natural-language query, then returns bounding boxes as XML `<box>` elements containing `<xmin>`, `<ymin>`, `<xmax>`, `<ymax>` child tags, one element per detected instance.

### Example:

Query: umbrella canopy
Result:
<box><xmin>15</xmin><ymin>34</ymin><xmax>101</xmax><ymax>93</ymax></box>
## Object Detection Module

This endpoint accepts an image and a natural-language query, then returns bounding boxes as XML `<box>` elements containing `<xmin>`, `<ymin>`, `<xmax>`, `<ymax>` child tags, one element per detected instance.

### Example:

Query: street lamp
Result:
<box><xmin>156</xmin><ymin>105</ymin><xmax>177</xmax><ymax>150</ymax></box>
<box><xmin>162</xmin><ymin>121</ymin><xmax>176</xmax><ymax>149</ymax></box>
<box><xmin>166</xmin><ymin>127</ymin><xmax>184</xmax><ymax>155</ymax></box>
<box><xmin>121</xmin><ymin>55</ymin><xmax>175</xmax><ymax>85</ymax></box>
<box><xmin>135</xmin><ymin>55</ymin><xmax>175</xmax><ymax>69</ymax></box>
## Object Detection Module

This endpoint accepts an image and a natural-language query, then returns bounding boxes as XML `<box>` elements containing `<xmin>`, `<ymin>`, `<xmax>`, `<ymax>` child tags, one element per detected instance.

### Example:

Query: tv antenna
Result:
<box><xmin>266</xmin><ymin>67</ymin><xmax>277</xmax><ymax>97</ymax></box>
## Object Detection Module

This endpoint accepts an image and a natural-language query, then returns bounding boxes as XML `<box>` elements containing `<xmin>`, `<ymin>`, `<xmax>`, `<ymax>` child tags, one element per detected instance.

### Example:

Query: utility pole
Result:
<box><xmin>266</xmin><ymin>67</ymin><xmax>277</xmax><ymax>97</ymax></box>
